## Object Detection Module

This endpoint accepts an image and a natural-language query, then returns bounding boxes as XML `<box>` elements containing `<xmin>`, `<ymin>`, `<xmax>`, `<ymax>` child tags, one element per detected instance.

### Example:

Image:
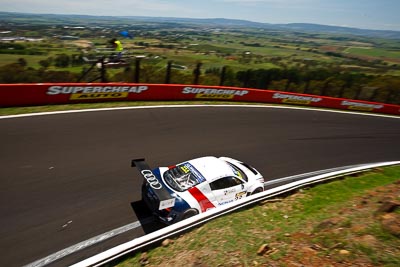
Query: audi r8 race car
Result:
<box><xmin>132</xmin><ymin>156</ymin><xmax>264</xmax><ymax>224</ymax></box>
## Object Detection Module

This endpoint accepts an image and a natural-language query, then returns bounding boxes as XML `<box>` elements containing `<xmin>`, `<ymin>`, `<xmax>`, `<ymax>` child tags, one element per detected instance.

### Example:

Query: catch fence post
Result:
<box><xmin>219</xmin><ymin>66</ymin><xmax>226</xmax><ymax>86</ymax></box>
<box><xmin>100</xmin><ymin>57</ymin><xmax>107</xmax><ymax>83</ymax></box>
<box><xmin>193</xmin><ymin>62</ymin><xmax>202</xmax><ymax>85</ymax></box>
<box><xmin>385</xmin><ymin>90</ymin><xmax>395</xmax><ymax>104</ymax></box>
<box><xmin>243</xmin><ymin>69</ymin><xmax>251</xmax><ymax>88</ymax></box>
<box><xmin>134</xmin><ymin>57</ymin><xmax>141</xmax><ymax>83</ymax></box>
<box><xmin>165</xmin><ymin>60</ymin><xmax>172</xmax><ymax>84</ymax></box>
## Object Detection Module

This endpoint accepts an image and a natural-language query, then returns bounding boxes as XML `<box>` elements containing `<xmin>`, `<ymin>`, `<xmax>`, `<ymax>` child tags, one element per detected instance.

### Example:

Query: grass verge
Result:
<box><xmin>116</xmin><ymin>166</ymin><xmax>400</xmax><ymax>267</ymax></box>
<box><xmin>0</xmin><ymin>101</ymin><xmax>265</xmax><ymax>116</ymax></box>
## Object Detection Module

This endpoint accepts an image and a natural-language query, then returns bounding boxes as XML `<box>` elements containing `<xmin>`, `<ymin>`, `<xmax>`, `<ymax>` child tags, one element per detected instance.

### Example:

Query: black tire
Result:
<box><xmin>250</xmin><ymin>187</ymin><xmax>263</xmax><ymax>195</ymax></box>
<box><xmin>181</xmin><ymin>209</ymin><xmax>199</xmax><ymax>220</ymax></box>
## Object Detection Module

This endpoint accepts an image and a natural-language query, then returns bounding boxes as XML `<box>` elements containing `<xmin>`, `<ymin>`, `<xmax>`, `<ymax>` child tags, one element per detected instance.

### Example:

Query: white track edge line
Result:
<box><xmin>23</xmin><ymin>218</ymin><xmax>153</xmax><ymax>267</ymax></box>
<box><xmin>1</xmin><ymin>104</ymin><xmax>399</xmax><ymax>120</ymax></box>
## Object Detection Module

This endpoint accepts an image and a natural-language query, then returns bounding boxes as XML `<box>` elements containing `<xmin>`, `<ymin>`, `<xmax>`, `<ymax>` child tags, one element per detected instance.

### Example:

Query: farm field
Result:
<box><xmin>1</xmin><ymin>12</ymin><xmax>399</xmax><ymax>104</ymax></box>
<box><xmin>1</xmin><ymin>13</ymin><xmax>400</xmax><ymax>73</ymax></box>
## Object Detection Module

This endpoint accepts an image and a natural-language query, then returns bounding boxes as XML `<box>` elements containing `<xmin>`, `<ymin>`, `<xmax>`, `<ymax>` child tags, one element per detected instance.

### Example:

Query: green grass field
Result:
<box><xmin>345</xmin><ymin>47</ymin><xmax>400</xmax><ymax>59</ymax></box>
<box><xmin>1</xmin><ymin>33</ymin><xmax>399</xmax><ymax>75</ymax></box>
<box><xmin>0</xmin><ymin>54</ymin><xmax>46</xmax><ymax>68</ymax></box>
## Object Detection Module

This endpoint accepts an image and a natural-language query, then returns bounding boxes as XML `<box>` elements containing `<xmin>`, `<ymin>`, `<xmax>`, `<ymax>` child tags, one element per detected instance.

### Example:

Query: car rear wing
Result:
<box><xmin>131</xmin><ymin>158</ymin><xmax>175</xmax><ymax>210</ymax></box>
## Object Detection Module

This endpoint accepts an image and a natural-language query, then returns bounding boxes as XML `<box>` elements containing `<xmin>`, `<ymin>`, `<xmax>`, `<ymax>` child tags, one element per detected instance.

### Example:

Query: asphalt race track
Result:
<box><xmin>0</xmin><ymin>106</ymin><xmax>399</xmax><ymax>266</ymax></box>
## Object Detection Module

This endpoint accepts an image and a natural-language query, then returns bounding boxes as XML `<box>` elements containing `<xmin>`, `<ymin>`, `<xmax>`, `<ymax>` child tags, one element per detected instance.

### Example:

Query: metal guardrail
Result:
<box><xmin>70</xmin><ymin>161</ymin><xmax>400</xmax><ymax>267</ymax></box>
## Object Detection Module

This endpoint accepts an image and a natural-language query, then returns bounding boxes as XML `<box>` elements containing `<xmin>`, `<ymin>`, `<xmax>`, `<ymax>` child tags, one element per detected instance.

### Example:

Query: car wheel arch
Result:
<box><xmin>181</xmin><ymin>208</ymin><xmax>199</xmax><ymax>220</ymax></box>
<box><xmin>248</xmin><ymin>186</ymin><xmax>263</xmax><ymax>196</ymax></box>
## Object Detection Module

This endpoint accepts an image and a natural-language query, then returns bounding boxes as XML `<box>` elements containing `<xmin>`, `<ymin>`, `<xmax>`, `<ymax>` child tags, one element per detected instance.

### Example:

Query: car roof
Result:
<box><xmin>185</xmin><ymin>156</ymin><xmax>235</xmax><ymax>182</ymax></box>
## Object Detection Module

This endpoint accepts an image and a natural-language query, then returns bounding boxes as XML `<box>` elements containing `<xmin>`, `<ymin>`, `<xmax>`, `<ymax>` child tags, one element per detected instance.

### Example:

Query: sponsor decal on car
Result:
<box><xmin>273</xmin><ymin>92</ymin><xmax>322</xmax><ymax>105</ymax></box>
<box><xmin>341</xmin><ymin>100</ymin><xmax>383</xmax><ymax>111</ymax></box>
<box><xmin>235</xmin><ymin>191</ymin><xmax>246</xmax><ymax>200</ymax></box>
<box><xmin>188</xmin><ymin>187</ymin><xmax>215</xmax><ymax>212</ymax></box>
<box><xmin>218</xmin><ymin>199</ymin><xmax>234</xmax><ymax>206</ymax></box>
<box><xmin>47</xmin><ymin>85</ymin><xmax>148</xmax><ymax>100</ymax></box>
<box><xmin>141</xmin><ymin>169</ymin><xmax>162</xmax><ymax>190</ymax></box>
<box><xmin>180</xmin><ymin>162</ymin><xmax>206</xmax><ymax>184</ymax></box>
<box><xmin>159</xmin><ymin>198</ymin><xmax>176</xmax><ymax>210</ymax></box>
<box><xmin>224</xmin><ymin>188</ymin><xmax>236</xmax><ymax>195</ymax></box>
<box><xmin>182</xmin><ymin>86</ymin><xmax>248</xmax><ymax>99</ymax></box>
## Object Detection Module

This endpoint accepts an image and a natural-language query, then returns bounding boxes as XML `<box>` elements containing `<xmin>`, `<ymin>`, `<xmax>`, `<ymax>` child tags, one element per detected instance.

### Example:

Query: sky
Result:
<box><xmin>1</xmin><ymin>0</ymin><xmax>400</xmax><ymax>31</ymax></box>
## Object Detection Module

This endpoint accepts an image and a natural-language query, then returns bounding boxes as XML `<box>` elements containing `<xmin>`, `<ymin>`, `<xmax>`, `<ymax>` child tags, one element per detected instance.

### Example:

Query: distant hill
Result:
<box><xmin>137</xmin><ymin>17</ymin><xmax>400</xmax><ymax>39</ymax></box>
<box><xmin>276</xmin><ymin>23</ymin><xmax>400</xmax><ymax>39</ymax></box>
<box><xmin>1</xmin><ymin>11</ymin><xmax>400</xmax><ymax>39</ymax></box>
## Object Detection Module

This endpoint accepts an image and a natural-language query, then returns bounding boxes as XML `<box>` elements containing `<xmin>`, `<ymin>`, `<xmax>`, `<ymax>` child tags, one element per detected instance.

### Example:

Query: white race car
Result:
<box><xmin>132</xmin><ymin>156</ymin><xmax>264</xmax><ymax>224</ymax></box>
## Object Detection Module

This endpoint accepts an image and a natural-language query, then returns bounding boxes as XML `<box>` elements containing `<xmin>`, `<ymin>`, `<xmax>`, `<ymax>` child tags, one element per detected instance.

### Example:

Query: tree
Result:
<box><xmin>0</xmin><ymin>63</ymin><xmax>39</xmax><ymax>83</ymax></box>
<box><xmin>54</xmin><ymin>54</ymin><xmax>70</xmax><ymax>68</ymax></box>
<box><xmin>236</xmin><ymin>69</ymin><xmax>253</xmax><ymax>88</ymax></box>
<box><xmin>41</xmin><ymin>70</ymin><xmax>77</xmax><ymax>82</ymax></box>
<box><xmin>39</xmin><ymin>59</ymin><xmax>51</xmax><ymax>69</ymax></box>
<box><xmin>283</xmin><ymin>68</ymin><xmax>301</xmax><ymax>92</ymax></box>
<box><xmin>71</xmin><ymin>54</ymin><xmax>84</xmax><ymax>67</ymax></box>
<box><xmin>367</xmin><ymin>76</ymin><xmax>400</xmax><ymax>104</ymax></box>
<box><xmin>262</xmin><ymin>68</ymin><xmax>282</xmax><ymax>89</ymax></box>
<box><xmin>18</xmin><ymin>58</ymin><xmax>27</xmax><ymax>67</ymax></box>
<box><xmin>337</xmin><ymin>73</ymin><xmax>370</xmax><ymax>99</ymax></box>
<box><xmin>302</xmin><ymin>68</ymin><xmax>332</xmax><ymax>94</ymax></box>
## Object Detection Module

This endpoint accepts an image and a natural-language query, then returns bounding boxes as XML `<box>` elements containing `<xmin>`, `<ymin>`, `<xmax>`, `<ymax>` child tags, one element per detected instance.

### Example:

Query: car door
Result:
<box><xmin>209</xmin><ymin>176</ymin><xmax>247</xmax><ymax>206</ymax></box>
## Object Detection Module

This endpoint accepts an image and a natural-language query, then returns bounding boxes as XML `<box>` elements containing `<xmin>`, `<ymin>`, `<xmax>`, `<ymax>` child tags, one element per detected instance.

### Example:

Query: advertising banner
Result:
<box><xmin>0</xmin><ymin>83</ymin><xmax>399</xmax><ymax>116</ymax></box>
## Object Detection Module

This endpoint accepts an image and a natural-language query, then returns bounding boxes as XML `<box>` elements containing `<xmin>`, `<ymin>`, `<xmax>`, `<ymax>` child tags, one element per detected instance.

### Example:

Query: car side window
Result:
<box><xmin>210</xmin><ymin>176</ymin><xmax>243</xmax><ymax>190</ymax></box>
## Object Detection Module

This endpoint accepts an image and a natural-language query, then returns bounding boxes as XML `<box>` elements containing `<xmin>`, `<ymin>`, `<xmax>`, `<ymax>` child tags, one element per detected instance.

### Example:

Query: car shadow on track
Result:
<box><xmin>130</xmin><ymin>200</ymin><xmax>166</xmax><ymax>234</ymax></box>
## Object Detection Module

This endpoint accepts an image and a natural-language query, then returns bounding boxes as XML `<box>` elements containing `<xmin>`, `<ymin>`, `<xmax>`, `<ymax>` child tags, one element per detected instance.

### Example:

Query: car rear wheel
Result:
<box><xmin>250</xmin><ymin>187</ymin><xmax>263</xmax><ymax>195</ymax></box>
<box><xmin>181</xmin><ymin>209</ymin><xmax>199</xmax><ymax>220</ymax></box>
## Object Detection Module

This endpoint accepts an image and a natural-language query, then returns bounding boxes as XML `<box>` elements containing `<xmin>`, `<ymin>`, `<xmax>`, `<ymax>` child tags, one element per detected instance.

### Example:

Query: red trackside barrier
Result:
<box><xmin>0</xmin><ymin>83</ymin><xmax>399</xmax><ymax>115</ymax></box>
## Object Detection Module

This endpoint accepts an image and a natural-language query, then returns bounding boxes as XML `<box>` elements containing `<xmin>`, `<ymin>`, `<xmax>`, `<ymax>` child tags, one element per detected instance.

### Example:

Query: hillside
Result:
<box><xmin>1</xmin><ymin>11</ymin><xmax>400</xmax><ymax>39</ymax></box>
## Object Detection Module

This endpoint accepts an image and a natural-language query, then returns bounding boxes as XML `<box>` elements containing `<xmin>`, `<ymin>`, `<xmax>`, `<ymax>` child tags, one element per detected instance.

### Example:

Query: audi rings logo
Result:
<box><xmin>141</xmin><ymin>170</ymin><xmax>162</xmax><ymax>189</ymax></box>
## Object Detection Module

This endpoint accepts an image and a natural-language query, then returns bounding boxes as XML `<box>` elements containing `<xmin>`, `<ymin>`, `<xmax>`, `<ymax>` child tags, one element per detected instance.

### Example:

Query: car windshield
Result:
<box><xmin>227</xmin><ymin>162</ymin><xmax>248</xmax><ymax>182</ymax></box>
<box><xmin>163</xmin><ymin>162</ymin><xmax>205</xmax><ymax>192</ymax></box>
